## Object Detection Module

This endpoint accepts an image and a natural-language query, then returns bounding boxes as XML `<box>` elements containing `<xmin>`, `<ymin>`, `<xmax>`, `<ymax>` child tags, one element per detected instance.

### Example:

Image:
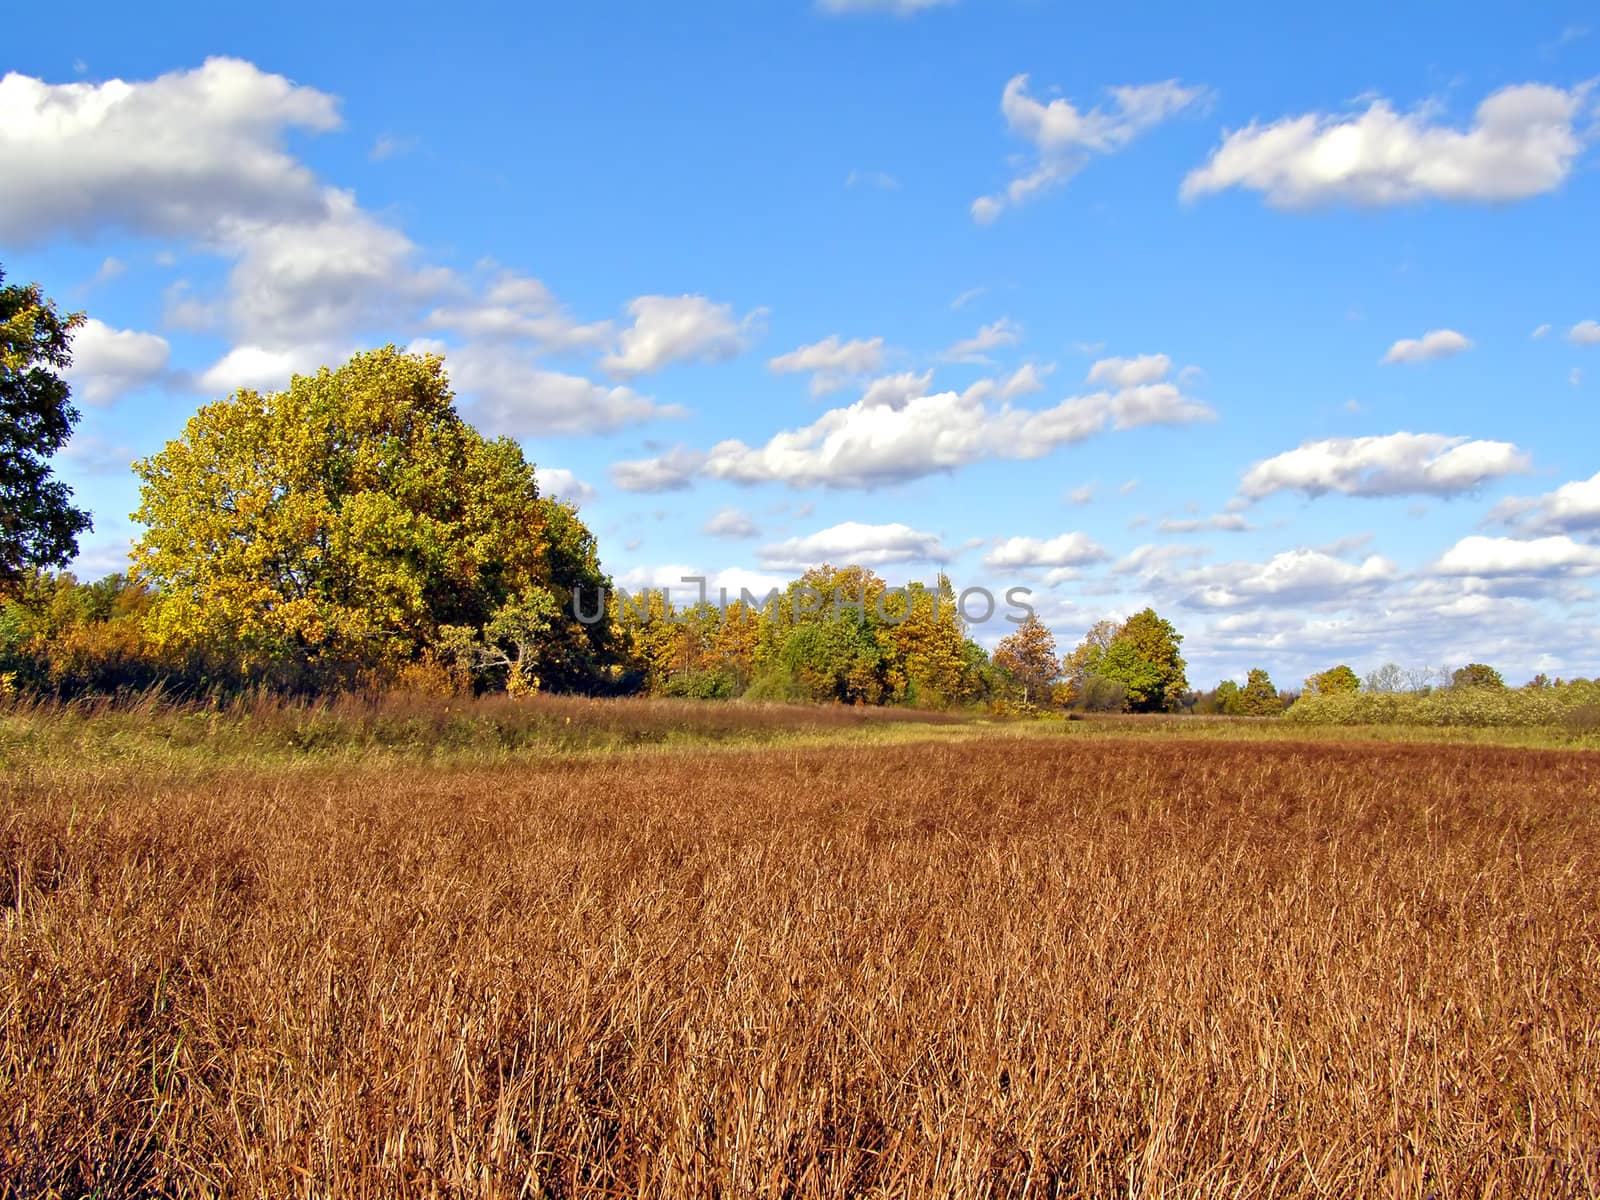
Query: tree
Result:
<box><xmin>1093</xmin><ymin>608</ymin><xmax>1188</xmax><ymax>712</ymax></box>
<box><xmin>131</xmin><ymin>346</ymin><xmax>615</xmax><ymax>688</ymax></box>
<box><xmin>1451</xmin><ymin>663</ymin><xmax>1506</xmax><ymax>689</ymax></box>
<box><xmin>1061</xmin><ymin>618</ymin><xmax>1119</xmax><ymax>703</ymax></box>
<box><xmin>1213</xmin><ymin>679</ymin><xmax>1241</xmax><ymax>715</ymax></box>
<box><xmin>1235</xmin><ymin>668</ymin><xmax>1283</xmax><ymax>716</ymax></box>
<box><xmin>1364</xmin><ymin>663</ymin><xmax>1406</xmax><ymax>693</ymax></box>
<box><xmin>993</xmin><ymin>613</ymin><xmax>1059</xmax><ymax>704</ymax></box>
<box><xmin>1304</xmin><ymin>664</ymin><xmax>1360</xmax><ymax>696</ymax></box>
<box><xmin>1</xmin><ymin>267</ymin><xmax>93</xmax><ymax>588</ymax></box>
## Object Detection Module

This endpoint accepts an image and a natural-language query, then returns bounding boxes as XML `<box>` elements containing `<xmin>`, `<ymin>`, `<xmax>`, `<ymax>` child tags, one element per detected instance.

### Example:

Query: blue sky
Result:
<box><xmin>3</xmin><ymin>0</ymin><xmax>1598</xmax><ymax>685</ymax></box>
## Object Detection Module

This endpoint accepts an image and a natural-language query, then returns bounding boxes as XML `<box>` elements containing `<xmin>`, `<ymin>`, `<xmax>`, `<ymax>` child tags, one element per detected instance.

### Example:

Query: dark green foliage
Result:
<box><xmin>0</xmin><ymin>266</ymin><xmax>93</xmax><ymax>587</ymax></box>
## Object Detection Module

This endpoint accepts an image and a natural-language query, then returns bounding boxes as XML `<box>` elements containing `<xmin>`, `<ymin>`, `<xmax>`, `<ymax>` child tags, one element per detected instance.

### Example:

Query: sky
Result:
<box><xmin>3</xmin><ymin>0</ymin><xmax>1598</xmax><ymax>687</ymax></box>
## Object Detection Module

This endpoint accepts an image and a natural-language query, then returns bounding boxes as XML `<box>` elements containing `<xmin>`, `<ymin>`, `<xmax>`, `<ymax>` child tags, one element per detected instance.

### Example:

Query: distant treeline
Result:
<box><xmin>1</xmin><ymin>271</ymin><xmax>1585</xmax><ymax>723</ymax></box>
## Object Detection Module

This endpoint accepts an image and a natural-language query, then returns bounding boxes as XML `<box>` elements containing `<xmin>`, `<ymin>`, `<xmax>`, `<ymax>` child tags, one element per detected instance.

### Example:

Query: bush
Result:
<box><xmin>1285</xmin><ymin>679</ymin><xmax>1600</xmax><ymax>729</ymax></box>
<box><xmin>1074</xmin><ymin>675</ymin><xmax>1128</xmax><ymax>713</ymax></box>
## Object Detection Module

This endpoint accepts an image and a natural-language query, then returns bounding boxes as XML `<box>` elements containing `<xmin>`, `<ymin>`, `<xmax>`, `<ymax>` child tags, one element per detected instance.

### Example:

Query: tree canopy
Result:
<box><xmin>1305</xmin><ymin>664</ymin><xmax>1360</xmax><ymax>696</ymax></box>
<box><xmin>1067</xmin><ymin>607</ymin><xmax>1188</xmax><ymax>713</ymax></box>
<box><xmin>131</xmin><ymin>346</ymin><xmax>615</xmax><ymax>688</ymax></box>
<box><xmin>0</xmin><ymin>266</ymin><xmax>92</xmax><ymax>589</ymax></box>
<box><xmin>992</xmin><ymin>612</ymin><xmax>1059</xmax><ymax>704</ymax></box>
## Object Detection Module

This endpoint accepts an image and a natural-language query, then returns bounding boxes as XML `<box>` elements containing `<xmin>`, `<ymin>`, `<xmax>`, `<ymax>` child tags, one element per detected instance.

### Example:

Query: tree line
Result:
<box><xmin>1</xmin><ymin>267</ymin><xmax>1577</xmax><ymax>718</ymax></box>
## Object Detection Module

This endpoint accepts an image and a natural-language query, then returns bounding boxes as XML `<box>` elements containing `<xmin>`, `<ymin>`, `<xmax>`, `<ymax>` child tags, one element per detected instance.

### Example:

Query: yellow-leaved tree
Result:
<box><xmin>131</xmin><ymin>346</ymin><xmax>616</xmax><ymax>690</ymax></box>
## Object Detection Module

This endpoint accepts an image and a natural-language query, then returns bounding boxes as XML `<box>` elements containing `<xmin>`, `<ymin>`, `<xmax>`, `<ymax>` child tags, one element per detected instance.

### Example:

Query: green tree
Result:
<box><xmin>1213</xmin><ymin>679</ymin><xmax>1241</xmax><ymax>715</ymax></box>
<box><xmin>993</xmin><ymin>612</ymin><xmax>1059</xmax><ymax>704</ymax></box>
<box><xmin>131</xmin><ymin>346</ymin><xmax>614</xmax><ymax>688</ymax></box>
<box><xmin>1094</xmin><ymin>608</ymin><xmax>1188</xmax><ymax>712</ymax></box>
<box><xmin>1451</xmin><ymin>662</ymin><xmax>1506</xmax><ymax>689</ymax></box>
<box><xmin>1304</xmin><ymin>664</ymin><xmax>1360</xmax><ymax>696</ymax></box>
<box><xmin>1236</xmin><ymin>667</ymin><xmax>1283</xmax><ymax>716</ymax></box>
<box><xmin>1</xmin><ymin>267</ymin><xmax>93</xmax><ymax>588</ymax></box>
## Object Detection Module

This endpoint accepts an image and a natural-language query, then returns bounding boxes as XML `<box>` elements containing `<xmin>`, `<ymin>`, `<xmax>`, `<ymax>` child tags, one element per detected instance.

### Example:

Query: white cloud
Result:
<box><xmin>942</xmin><ymin>318</ymin><xmax>1021</xmax><ymax>363</ymax></box>
<box><xmin>536</xmin><ymin>468</ymin><xmax>597</xmax><ymax>506</ymax></box>
<box><xmin>983</xmin><ymin>532</ymin><xmax>1108</xmax><ymax>569</ymax></box>
<box><xmin>669</xmin><ymin>361</ymin><xmax>1212</xmax><ymax>490</ymax></box>
<box><xmin>950</xmin><ymin>286</ymin><xmax>987</xmax><ymax>311</ymax></box>
<box><xmin>769</xmin><ymin>335</ymin><xmax>887</xmax><ymax>395</ymax></box>
<box><xmin>1067</xmin><ymin>483</ymin><xmax>1095</xmax><ymax>505</ymax></box>
<box><xmin>426</xmin><ymin>270</ymin><xmax>612</xmax><ymax>353</ymax></box>
<box><xmin>65</xmin><ymin>318</ymin><xmax>170</xmax><ymax>406</ymax></box>
<box><xmin>757</xmin><ymin>521</ymin><xmax>949</xmax><ymax>570</ymax></box>
<box><xmin>1086</xmin><ymin>353</ymin><xmax>1172</xmax><ymax>388</ymax></box>
<box><xmin>436</xmin><ymin>340</ymin><xmax>681</xmax><ymax>436</ymax></box>
<box><xmin>704</xmin><ymin>508</ymin><xmax>761</xmax><ymax>539</ymax></box>
<box><xmin>993</xmin><ymin>362</ymin><xmax>1053</xmax><ymax>399</ymax></box>
<box><xmin>1113</xmin><ymin>543</ymin><xmax>1210</xmax><ymax>576</ymax></box>
<box><xmin>602</xmin><ymin>294</ymin><xmax>763</xmax><ymax>377</ymax></box>
<box><xmin>1183</xmin><ymin>550</ymin><xmax>1400</xmax><ymax>609</ymax></box>
<box><xmin>1158</xmin><ymin>513</ymin><xmax>1252</xmax><ymax>533</ymax></box>
<box><xmin>197</xmin><ymin>344</ymin><xmax>321</xmax><ymax>395</ymax></box>
<box><xmin>1434</xmin><ymin>534</ymin><xmax>1600</xmax><ymax>578</ymax></box>
<box><xmin>610</xmin><ymin>448</ymin><xmax>707</xmax><ymax>493</ymax></box>
<box><xmin>974</xmin><ymin>76</ymin><xmax>1208</xmax><ymax>222</ymax></box>
<box><xmin>1531</xmin><ymin>323</ymin><xmax>1552</xmax><ymax>339</ymax></box>
<box><xmin>1493</xmin><ymin>471</ymin><xmax>1600</xmax><ymax>534</ymax></box>
<box><xmin>221</xmin><ymin>189</ymin><xmax>450</xmax><ymax>348</ymax></box>
<box><xmin>0</xmin><ymin>57</ymin><xmax>339</xmax><ymax>245</ymax></box>
<box><xmin>1382</xmin><ymin>328</ymin><xmax>1473</xmax><ymax>365</ymax></box>
<box><xmin>1570</xmin><ymin>319</ymin><xmax>1600</xmax><ymax>345</ymax></box>
<box><xmin>1240</xmin><ymin>432</ymin><xmax>1531</xmax><ymax>500</ymax></box>
<box><xmin>1183</xmin><ymin>83</ymin><xmax>1593</xmax><ymax>208</ymax></box>
<box><xmin>87</xmin><ymin>256</ymin><xmax>126</xmax><ymax>288</ymax></box>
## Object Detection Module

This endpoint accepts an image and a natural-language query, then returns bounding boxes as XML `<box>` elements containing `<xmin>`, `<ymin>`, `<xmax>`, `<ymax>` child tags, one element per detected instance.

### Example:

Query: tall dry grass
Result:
<box><xmin>4</xmin><ymin>734</ymin><xmax>1599</xmax><ymax>1196</ymax></box>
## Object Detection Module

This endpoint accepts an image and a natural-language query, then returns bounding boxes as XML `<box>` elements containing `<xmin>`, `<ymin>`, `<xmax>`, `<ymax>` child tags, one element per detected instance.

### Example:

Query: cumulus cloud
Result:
<box><xmin>769</xmin><ymin>335</ymin><xmax>887</xmax><ymax>395</ymax></box>
<box><xmin>535</xmin><ymin>467</ymin><xmax>597</xmax><ymax>506</ymax></box>
<box><xmin>1382</xmin><ymin>329</ymin><xmax>1473</xmax><ymax>364</ymax></box>
<box><xmin>1182</xmin><ymin>549</ymin><xmax>1400</xmax><ymax>609</ymax></box>
<box><xmin>426</xmin><ymin>270</ymin><xmax>612</xmax><ymax>353</ymax></box>
<box><xmin>1112</xmin><ymin>543</ymin><xmax>1211</xmax><ymax>576</ymax></box>
<box><xmin>973</xmin><ymin>76</ymin><xmax>1207</xmax><ymax>222</ymax></box>
<box><xmin>1434</xmin><ymin>534</ymin><xmax>1600</xmax><ymax>578</ymax></box>
<box><xmin>703</xmin><ymin>508</ymin><xmax>761</xmax><ymax>539</ymax></box>
<box><xmin>1570</xmin><ymin>319</ymin><xmax>1600</xmax><ymax>345</ymax></box>
<box><xmin>1086</xmin><ymin>354</ymin><xmax>1172</xmax><ymax>388</ymax></box>
<box><xmin>628</xmin><ymin>358</ymin><xmax>1214</xmax><ymax>490</ymax></box>
<box><xmin>0</xmin><ymin>57</ymin><xmax>339</xmax><ymax>244</ymax></box>
<box><xmin>983</xmin><ymin>532</ymin><xmax>1108</xmax><ymax>569</ymax></box>
<box><xmin>1158</xmin><ymin>513</ymin><xmax>1252</xmax><ymax>533</ymax></box>
<box><xmin>941</xmin><ymin>318</ymin><xmax>1021</xmax><ymax>363</ymax></box>
<box><xmin>197</xmin><ymin>344</ymin><xmax>323</xmax><ymax>395</ymax></box>
<box><xmin>65</xmin><ymin>318</ymin><xmax>170</xmax><ymax>406</ymax></box>
<box><xmin>610</xmin><ymin>448</ymin><xmax>708</xmax><ymax>493</ymax></box>
<box><xmin>757</xmin><ymin>521</ymin><xmax>950</xmax><ymax>570</ymax></box>
<box><xmin>436</xmin><ymin>340</ymin><xmax>681</xmax><ymax>437</ymax></box>
<box><xmin>1240</xmin><ymin>432</ymin><xmax>1531</xmax><ymax>500</ymax></box>
<box><xmin>1182</xmin><ymin>83</ymin><xmax>1593</xmax><ymax>208</ymax></box>
<box><xmin>1491</xmin><ymin>472</ymin><xmax>1600</xmax><ymax>534</ymax></box>
<box><xmin>602</xmin><ymin>295</ymin><xmax>763</xmax><ymax>377</ymax></box>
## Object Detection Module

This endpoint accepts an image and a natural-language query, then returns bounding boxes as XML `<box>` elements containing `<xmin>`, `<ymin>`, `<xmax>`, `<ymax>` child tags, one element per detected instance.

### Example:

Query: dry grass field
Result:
<box><xmin>3</xmin><ymin>705</ymin><xmax>1599</xmax><ymax>1196</ymax></box>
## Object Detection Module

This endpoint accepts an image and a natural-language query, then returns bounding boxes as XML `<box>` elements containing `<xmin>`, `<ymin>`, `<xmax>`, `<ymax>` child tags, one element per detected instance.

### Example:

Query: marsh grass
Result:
<box><xmin>4</xmin><ymin>724</ymin><xmax>1599</xmax><ymax>1197</ymax></box>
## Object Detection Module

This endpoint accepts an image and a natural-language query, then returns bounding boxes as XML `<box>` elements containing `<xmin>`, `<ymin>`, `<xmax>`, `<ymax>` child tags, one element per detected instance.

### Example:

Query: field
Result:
<box><xmin>3</xmin><ymin>698</ymin><xmax>1599</xmax><ymax>1197</ymax></box>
